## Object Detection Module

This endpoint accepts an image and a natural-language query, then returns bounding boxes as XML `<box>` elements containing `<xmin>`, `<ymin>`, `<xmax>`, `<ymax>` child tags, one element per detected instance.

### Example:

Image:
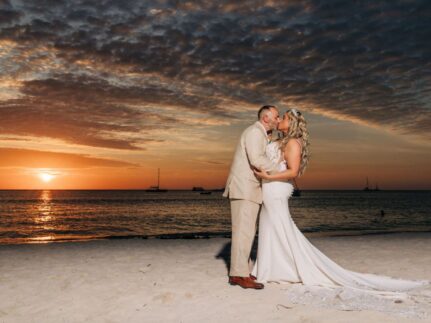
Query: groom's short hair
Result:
<box><xmin>258</xmin><ymin>105</ymin><xmax>277</xmax><ymax>119</ymax></box>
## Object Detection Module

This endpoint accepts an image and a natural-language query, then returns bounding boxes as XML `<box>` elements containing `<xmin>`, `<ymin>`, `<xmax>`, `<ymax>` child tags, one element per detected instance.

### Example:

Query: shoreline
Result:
<box><xmin>2</xmin><ymin>227</ymin><xmax>431</xmax><ymax>246</ymax></box>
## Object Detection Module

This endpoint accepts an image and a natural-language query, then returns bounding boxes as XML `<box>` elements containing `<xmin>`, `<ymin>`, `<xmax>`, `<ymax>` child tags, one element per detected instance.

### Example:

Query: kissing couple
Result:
<box><xmin>223</xmin><ymin>105</ymin><xmax>428</xmax><ymax>294</ymax></box>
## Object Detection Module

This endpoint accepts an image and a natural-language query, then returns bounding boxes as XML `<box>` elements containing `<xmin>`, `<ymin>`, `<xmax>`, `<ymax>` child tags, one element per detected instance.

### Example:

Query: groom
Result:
<box><xmin>223</xmin><ymin>105</ymin><xmax>280</xmax><ymax>289</ymax></box>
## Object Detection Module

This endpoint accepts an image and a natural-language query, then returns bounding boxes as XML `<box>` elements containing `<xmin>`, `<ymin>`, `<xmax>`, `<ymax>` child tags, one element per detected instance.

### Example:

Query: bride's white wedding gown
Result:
<box><xmin>251</xmin><ymin>141</ymin><xmax>429</xmax><ymax>295</ymax></box>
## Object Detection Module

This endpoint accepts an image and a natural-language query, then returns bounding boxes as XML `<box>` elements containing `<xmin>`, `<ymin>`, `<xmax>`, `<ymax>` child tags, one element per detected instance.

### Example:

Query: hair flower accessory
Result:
<box><xmin>289</xmin><ymin>108</ymin><xmax>299</xmax><ymax>117</ymax></box>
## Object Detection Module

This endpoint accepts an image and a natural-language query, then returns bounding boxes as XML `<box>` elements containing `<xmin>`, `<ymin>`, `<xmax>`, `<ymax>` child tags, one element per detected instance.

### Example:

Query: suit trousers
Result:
<box><xmin>229</xmin><ymin>199</ymin><xmax>261</xmax><ymax>277</ymax></box>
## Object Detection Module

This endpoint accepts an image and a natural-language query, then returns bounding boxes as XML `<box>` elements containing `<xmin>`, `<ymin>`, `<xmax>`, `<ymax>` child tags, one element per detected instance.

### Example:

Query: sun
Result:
<box><xmin>38</xmin><ymin>172</ymin><xmax>55</xmax><ymax>183</ymax></box>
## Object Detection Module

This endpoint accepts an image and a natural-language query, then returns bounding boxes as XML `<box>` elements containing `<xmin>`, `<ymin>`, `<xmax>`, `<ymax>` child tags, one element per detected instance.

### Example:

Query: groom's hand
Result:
<box><xmin>253</xmin><ymin>168</ymin><xmax>270</xmax><ymax>179</ymax></box>
<box><xmin>251</xmin><ymin>165</ymin><xmax>261</xmax><ymax>172</ymax></box>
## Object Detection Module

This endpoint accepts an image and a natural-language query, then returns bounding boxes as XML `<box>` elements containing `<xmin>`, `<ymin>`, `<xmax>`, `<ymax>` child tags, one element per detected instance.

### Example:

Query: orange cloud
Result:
<box><xmin>0</xmin><ymin>148</ymin><xmax>136</xmax><ymax>168</ymax></box>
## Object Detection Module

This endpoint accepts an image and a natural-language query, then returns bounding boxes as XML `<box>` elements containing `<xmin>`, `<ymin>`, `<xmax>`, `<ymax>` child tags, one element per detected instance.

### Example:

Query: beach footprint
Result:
<box><xmin>139</xmin><ymin>264</ymin><xmax>152</xmax><ymax>274</ymax></box>
<box><xmin>152</xmin><ymin>292</ymin><xmax>175</xmax><ymax>304</ymax></box>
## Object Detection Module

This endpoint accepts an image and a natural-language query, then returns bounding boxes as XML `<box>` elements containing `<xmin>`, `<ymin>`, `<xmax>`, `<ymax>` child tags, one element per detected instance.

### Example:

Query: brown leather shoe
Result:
<box><xmin>250</xmin><ymin>274</ymin><xmax>257</xmax><ymax>281</ymax></box>
<box><xmin>229</xmin><ymin>276</ymin><xmax>264</xmax><ymax>289</ymax></box>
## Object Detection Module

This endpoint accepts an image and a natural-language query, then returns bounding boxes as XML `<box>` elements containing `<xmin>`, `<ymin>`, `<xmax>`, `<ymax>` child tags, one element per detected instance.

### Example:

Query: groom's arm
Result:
<box><xmin>245</xmin><ymin>129</ymin><xmax>278</xmax><ymax>173</ymax></box>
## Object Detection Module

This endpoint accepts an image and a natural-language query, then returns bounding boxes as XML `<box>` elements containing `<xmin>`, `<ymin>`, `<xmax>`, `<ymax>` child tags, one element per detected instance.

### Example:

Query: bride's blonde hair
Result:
<box><xmin>280</xmin><ymin>109</ymin><xmax>310</xmax><ymax>177</ymax></box>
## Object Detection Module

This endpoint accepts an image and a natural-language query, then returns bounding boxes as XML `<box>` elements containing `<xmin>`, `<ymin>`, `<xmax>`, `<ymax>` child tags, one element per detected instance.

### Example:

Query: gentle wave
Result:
<box><xmin>0</xmin><ymin>190</ymin><xmax>430</xmax><ymax>244</ymax></box>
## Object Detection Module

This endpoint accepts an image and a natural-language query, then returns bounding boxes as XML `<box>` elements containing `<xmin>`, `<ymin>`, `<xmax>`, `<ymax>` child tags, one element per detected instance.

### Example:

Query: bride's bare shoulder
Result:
<box><xmin>283</xmin><ymin>138</ymin><xmax>302</xmax><ymax>150</ymax></box>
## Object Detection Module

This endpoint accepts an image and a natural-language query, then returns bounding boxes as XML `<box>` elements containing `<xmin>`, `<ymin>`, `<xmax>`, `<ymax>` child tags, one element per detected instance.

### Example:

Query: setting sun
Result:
<box><xmin>38</xmin><ymin>172</ymin><xmax>55</xmax><ymax>183</ymax></box>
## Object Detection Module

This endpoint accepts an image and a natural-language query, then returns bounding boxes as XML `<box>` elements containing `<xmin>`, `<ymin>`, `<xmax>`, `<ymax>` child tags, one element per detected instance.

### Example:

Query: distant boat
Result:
<box><xmin>146</xmin><ymin>168</ymin><xmax>168</xmax><ymax>192</ymax></box>
<box><xmin>363</xmin><ymin>177</ymin><xmax>371</xmax><ymax>191</ymax></box>
<box><xmin>192</xmin><ymin>186</ymin><xmax>212</xmax><ymax>194</ymax></box>
<box><xmin>363</xmin><ymin>177</ymin><xmax>381</xmax><ymax>191</ymax></box>
<box><xmin>292</xmin><ymin>189</ymin><xmax>301</xmax><ymax>197</ymax></box>
<box><xmin>292</xmin><ymin>179</ymin><xmax>301</xmax><ymax>197</ymax></box>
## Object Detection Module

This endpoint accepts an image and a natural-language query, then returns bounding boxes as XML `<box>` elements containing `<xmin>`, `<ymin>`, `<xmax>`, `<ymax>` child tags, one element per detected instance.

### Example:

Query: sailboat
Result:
<box><xmin>146</xmin><ymin>168</ymin><xmax>168</xmax><ymax>192</ymax></box>
<box><xmin>363</xmin><ymin>177</ymin><xmax>381</xmax><ymax>191</ymax></box>
<box><xmin>363</xmin><ymin>177</ymin><xmax>371</xmax><ymax>191</ymax></box>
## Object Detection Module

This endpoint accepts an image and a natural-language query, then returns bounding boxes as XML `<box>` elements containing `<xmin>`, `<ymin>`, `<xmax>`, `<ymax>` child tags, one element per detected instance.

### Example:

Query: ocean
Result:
<box><xmin>0</xmin><ymin>190</ymin><xmax>430</xmax><ymax>244</ymax></box>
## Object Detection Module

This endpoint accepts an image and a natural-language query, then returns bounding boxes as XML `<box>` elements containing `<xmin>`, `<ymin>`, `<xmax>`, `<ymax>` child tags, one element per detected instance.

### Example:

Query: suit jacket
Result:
<box><xmin>223</xmin><ymin>121</ymin><xmax>279</xmax><ymax>204</ymax></box>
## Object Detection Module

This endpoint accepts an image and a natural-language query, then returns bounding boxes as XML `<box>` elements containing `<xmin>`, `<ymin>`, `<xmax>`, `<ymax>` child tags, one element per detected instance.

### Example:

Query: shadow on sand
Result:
<box><xmin>215</xmin><ymin>238</ymin><xmax>258</xmax><ymax>274</ymax></box>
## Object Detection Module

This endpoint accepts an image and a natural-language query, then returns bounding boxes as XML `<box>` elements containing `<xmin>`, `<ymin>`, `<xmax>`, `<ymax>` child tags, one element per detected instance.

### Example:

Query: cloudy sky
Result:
<box><xmin>0</xmin><ymin>0</ymin><xmax>430</xmax><ymax>189</ymax></box>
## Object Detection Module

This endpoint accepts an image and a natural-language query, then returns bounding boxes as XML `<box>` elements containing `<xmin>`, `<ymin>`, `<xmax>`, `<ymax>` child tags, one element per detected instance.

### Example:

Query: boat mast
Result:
<box><xmin>363</xmin><ymin>177</ymin><xmax>370</xmax><ymax>191</ymax></box>
<box><xmin>158</xmin><ymin>168</ymin><xmax>160</xmax><ymax>189</ymax></box>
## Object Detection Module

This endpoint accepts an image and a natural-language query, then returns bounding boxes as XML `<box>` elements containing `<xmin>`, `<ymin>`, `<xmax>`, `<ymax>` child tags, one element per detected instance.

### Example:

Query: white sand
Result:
<box><xmin>1</xmin><ymin>232</ymin><xmax>430</xmax><ymax>323</ymax></box>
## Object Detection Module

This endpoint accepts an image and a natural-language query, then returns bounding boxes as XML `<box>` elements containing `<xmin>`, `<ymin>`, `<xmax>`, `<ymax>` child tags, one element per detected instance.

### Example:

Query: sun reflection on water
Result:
<box><xmin>33</xmin><ymin>190</ymin><xmax>56</xmax><ymax>241</ymax></box>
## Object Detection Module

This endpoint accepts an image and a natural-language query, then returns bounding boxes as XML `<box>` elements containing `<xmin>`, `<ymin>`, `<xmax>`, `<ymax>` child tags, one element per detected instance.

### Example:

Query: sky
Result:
<box><xmin>0</xmin><ymin>0</ymin><xmax>430</xmax><ymax>190</ymax></box>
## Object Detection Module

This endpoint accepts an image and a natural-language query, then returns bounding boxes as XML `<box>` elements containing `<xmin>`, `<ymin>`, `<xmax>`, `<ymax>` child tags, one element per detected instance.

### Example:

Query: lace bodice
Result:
<box><xmin>266</xmin><ymin>141</ymin><xmax>286</xmax><ymax>172</ymax></box>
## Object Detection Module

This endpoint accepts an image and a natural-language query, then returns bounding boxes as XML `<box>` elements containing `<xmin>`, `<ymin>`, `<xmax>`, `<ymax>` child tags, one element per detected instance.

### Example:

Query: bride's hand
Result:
<box><xmin>253</xmin><ymin>168</ymin><xmax>270</xmax><ymax>179</ymax></box>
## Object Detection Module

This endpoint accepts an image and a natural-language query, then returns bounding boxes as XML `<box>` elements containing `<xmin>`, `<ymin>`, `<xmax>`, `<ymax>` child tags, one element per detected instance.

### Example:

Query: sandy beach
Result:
<box><xmin>1</xmin><ymin>232</ymin><xmax>430</xmax><ymax>323</ymax></box>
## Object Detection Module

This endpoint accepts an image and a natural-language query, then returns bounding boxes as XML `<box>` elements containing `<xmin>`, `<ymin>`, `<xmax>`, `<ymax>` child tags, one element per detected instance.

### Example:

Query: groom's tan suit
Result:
<box><xmin>223</xmin><ymin>121</ymin><xmax>278</xmax><ymax>277</ymax></box>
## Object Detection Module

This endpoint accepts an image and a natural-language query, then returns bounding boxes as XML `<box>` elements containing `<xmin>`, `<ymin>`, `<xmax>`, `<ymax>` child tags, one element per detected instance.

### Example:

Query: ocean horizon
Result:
<box><xmin>1</xmin><ymin>189</ymin><xmax>430</xmax><ymax>245</ymax></box>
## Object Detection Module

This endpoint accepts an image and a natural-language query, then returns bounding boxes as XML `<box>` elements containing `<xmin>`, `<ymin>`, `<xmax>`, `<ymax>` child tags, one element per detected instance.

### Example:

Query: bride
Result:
<box><xmin>251</xmin><ymin>108</ymin><xmax>428</xmax><ymax>294</ymax></box>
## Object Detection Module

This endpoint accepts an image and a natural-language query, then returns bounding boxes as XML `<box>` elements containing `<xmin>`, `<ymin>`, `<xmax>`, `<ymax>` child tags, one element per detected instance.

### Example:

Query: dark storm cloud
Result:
<box><xmin>0</xmin><ymin>0</ymin><xmax>430</xmax><ymax>149</ymax></box>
